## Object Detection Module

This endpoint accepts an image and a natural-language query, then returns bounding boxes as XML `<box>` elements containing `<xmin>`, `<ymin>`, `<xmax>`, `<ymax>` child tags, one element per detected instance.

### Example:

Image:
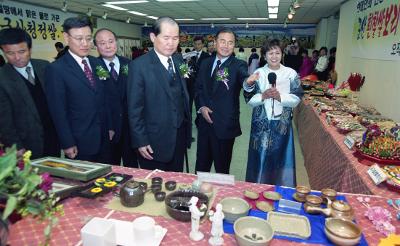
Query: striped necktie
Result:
<box><xmin>82</xmin><ymin>59</ymin><xmax>96</xmax><ymax>88</ymax></box>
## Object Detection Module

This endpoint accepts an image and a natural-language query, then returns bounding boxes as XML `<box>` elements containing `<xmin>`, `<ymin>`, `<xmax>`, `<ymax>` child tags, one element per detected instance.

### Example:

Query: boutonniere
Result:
<box><xmin>216</xmin><ymin>67</ymin><xmax>229</xmax><ymax>90</ymax></box>
<box><xmin>95</xmin><ymin>66</ymin><xmax>110</xmax><ymax>80</ymax></box>
<box><xmin>122</xmin><ymin>64</ymin><xmax>129</xmax><ymax>76</ymax></box>
<box><xmin>179</xmin><ymin>63</ymin><xmax>191</xmax><ymax>78</ymax></box>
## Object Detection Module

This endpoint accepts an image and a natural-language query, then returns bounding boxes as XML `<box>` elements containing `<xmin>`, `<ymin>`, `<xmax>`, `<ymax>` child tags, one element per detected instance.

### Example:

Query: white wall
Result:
<box><xmin>336</xmin><ymin>0</ymin><xmax>400</xmax><ymax>121</ymax></box>
<box><xmin>315</xmin><ymin>16</ymin><xmax>339</xmax><ymax>50</ymax></box>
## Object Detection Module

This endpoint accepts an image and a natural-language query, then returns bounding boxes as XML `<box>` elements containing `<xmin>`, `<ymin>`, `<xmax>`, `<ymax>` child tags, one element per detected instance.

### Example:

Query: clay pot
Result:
<box><xmin>119</xmin><ymin>180</ymin><xmax>144</xmax><ymax>207</ymax></box>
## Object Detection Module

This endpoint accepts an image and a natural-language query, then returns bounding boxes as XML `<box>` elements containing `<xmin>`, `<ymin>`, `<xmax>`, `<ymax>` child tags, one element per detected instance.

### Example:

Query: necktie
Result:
<box><xmin>82</xmin><ymin>59</ymin><xmax>96</xmax><ymax>88</ymax></box>
<box><xmin>167</xmin><ymin>58</ymin><xmax>175</xmax><ymax>78</ymax></box>
<box><xmin>109</xmin><ymin>62</ymin><xmax>118</xmax><ymax>81</ymax></box>
<box><xmin>196</xmin><ymin>52</ymin><xmax>200</xmax><ymax>62</ymax></box>
<box><xmin>25</xmin><ymin>66</ymin><xmax>35</xmax><ymax>85</ymax></box>
<box><xmin>212</xmin><ymin>60</ymin><xmax>221</xmax><ymax>79</ymax></box>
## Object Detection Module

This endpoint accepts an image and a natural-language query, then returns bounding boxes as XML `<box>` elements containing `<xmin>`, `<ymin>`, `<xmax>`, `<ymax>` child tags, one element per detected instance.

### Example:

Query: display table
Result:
<box><xmin>294</xmin><ymin>100</ymin><xmax>400</xmax><ymax>198</ymax></box>
<box><xmin>7</xmin><ymin>166</ymin><xmax>399</xmax><ymax>245</ymax></box>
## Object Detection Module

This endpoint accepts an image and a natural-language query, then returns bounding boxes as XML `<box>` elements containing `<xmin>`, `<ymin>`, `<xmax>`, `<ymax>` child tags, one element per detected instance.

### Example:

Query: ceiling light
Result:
<box><xmin>126</xmin><ymin>17</ymin><xmax>131</xmax><ymax>23</ymax></box>
<box><xmin>87</xmin><ymin>8</ymin><xmax>92</xmax><ymax>17</ymax></box>
<box><xmin>61</xmin><ymin>0</ymin><xmax>67</xmax><ymax>12</ymax></box>
<box><xmin>268</xmin><ymin>7</ymin><xmax>278</xmax><ymax>14</ymax></box>
<box><xmin>147</xmin><ymin>16</ymin><xmax>158</xmax><ymax>20</ymax></box>
<box><xmin>288</xmin><ymin>13</ymin><xmax>294</xmax><ymax>20</ymax></box>
<box><xmin>269</xmin><ymin>14</ymin><xmax>278</xmax><ymax>19</ymax></box>
<box><xmin>176</xmin><ymin>18</ymin><xmax>195</xmax><ymax>21</ymax></box>
<box><xmin>289</xmin><ymin>6</ymin><xmax>296</xmax><ymax>15</ymax></box>
<box><xmin>267</xmin><ymin>0</ymin><xmax>280</xmax><ymax>7</ymax></box>
<box><xmin>105</xmin><ymin>1</ymin><xmax>148</xmax><ymax>4</ymax></box>
<box><xmin>102</xmin><ymin>4</ymin><xmax>128</xmax><ymax>10</ymax></box>
<box><xmin>144</xmin><ymin>21</ymin><xmax>148</xmax><ymax>27</ymax></box>
<box><xmin>128</xmin><ymin>10</ymin><xmax>147</xmax><ymax>16</ymax></box>
<box><xmin>245</xmin><ymin>23</ymin><xmax>249</xmax><ymax>28</ymax></box>
<box><xmin>201</xmin><ymin>18</ymin><xmax>230</xmax><ymax>21</ymax></box>
<box><xmin>237</xmin><ymin>18</ymin><xmax>269</xmax><ymax>20</ymax></box>
<box><xmin>102</xmin><ymin>12</ymin><xmax>108</xmax><ymax>19</ymax></box>
<box><xmin>293</xmin><ymin>0</ymin><xmax>300</xmax><ymax>9</ymax></box>
<box><xmin>156</xmin><ymin>0</ymin><xmax>199</xmax><ymax>2</ymax></box>
<box><xmin>211</xmin><ymin>23</ymin><xmax>215</xmax><ymax>28</ymax></box>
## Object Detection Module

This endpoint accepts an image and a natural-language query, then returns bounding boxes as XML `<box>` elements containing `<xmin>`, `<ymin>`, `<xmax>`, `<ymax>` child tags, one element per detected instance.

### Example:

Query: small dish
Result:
<box><xmin>244</xmin><ymin>189</ymin><xmax>259</xmax><ymax>200</ymax></box>
<box><xmin>151</xmin><ymin>184</ymin><xmax>162</xmax><ymax>193</ymax></box>
<box><xmin>165</xmin><ymin>181</ymin><xmax>177</xmax><ymax>191</ymax></box>
<box><xmin>293</xmin><ymin>193</ymin><xmax>306</xmax><ymax>203</ymax></box>
<box><xmin>154</xmin><ymin>191</ymin><xmax>166</xmax><ymax>202</ymax></box>
<box><xmin>151</xmin><ymin>177</ymin><xmax>163</xmax><ymax>185</ymax></box>
<box><xmin>263</xmin><ymin>191</ymin><xmax>282</xmax><ymax>201</ymax></box>
<box><xmin>255</xmin><ymin>201</ymin><xmax>273</xmax><ymax>212</ymax></box>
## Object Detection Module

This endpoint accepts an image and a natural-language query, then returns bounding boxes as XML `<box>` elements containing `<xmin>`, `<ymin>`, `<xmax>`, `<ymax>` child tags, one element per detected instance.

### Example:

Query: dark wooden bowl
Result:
<box><xmin>165</xmin><ymin>190</ymin><xmax>208</xmax><ymax>222</ymax></box>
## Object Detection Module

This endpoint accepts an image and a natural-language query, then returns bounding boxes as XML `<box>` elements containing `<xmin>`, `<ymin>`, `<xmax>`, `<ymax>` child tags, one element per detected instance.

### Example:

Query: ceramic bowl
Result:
<box><xmin>151</xmin><ymin>184</ymin><xmax>162</xmax><ymax>193</ymax></box>
<box><xmin>234</xmin><ymin>216</ymin><xmax>274</xmax><ymax>246</ymax></box>
<box><xmin>151</xmin><ymin>177</ymin><xmax>163</xmax><ymax>185</ymax></box>
<box><xmin>321</xmin><ymin>188</ymin><xmax>337</xmax><ymax>203</ymax></box>
<box><xmin>165</xmin><ymin>190</ymin><xmax>208</xmax><ymax>222</ymax></box>
<box><xmin>324</xmin><ymin>218</ymin><xmax>362</xmax><ymax>246</ymax></box>
<box><xmin>154</xmin><ymin>191</ymin><xmax>166</xmax><ymax>202</ymax></box>
<box><xmin>220</xmin><ymin>197</ymin><xmax>250</xmax><ymax>223</ymax></box>
<box><xmin>165</xmin><ymin>181</ymin><xmax>177</xmax><ymax>191</ymax></box>
<box><xmin>304</xmin><ymin>195</ymin><xmax>323</xmax><ymax>214</ymax></box>
<box><xmin>294</xmin><ymin>185</ymin><xmax>311</xmax><ymax>202</ymax></box>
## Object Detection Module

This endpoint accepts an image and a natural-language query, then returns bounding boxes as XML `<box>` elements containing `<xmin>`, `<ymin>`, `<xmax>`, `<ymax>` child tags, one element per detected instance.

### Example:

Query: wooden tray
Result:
<box><xmin>31</xmin><ymin>157</ymin><xmax>112</xmax><ymax>181</ymax></box>
<box><xmin>267</xmin><ymin>211</ymin><xmax>311</xmax><ymax>239</ymax></box>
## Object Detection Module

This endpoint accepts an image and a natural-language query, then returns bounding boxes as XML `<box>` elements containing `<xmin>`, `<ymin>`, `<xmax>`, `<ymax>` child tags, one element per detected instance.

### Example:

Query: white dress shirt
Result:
<box><xmin>154</xmin><ymin>49</ymin><xmax>175</xmax><ymax>73</ymax></box>
<box><xmin>13</xmin><ymin>61</ymin><xmax>35</xmax><ymax>80</ymax></box>
<box><xmin>102</xmin><ymin>56</ymin><xmax>120</xmax><ymax>75</ymax></box>
<box><xmin>68</xmin><ymin>49</ymin><xmax>92</xmax><ymax>71</ymax></box>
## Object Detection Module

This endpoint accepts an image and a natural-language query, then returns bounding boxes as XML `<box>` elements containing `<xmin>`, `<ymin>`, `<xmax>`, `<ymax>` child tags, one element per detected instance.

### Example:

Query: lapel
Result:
<box><xmin>212</xmin><ymin>55</ymin><xmax>234</xmax><ymax>94</ymax></box>
<box><xmin>3</xmin><ymin>63</ymin><xmax>41</xmax><ymax>122</ymax></box>
<box><xmin>172</xmin><ymin>54</ymin><xmax>189</xmax><ymax>106</ymax></box>
<box><xmin>149</xmin><ymin>50</ymin><xmax>174</xmax><ymax>101</ymax></box>
<box><xmin>64</xmin><ymin>52</ymin><xmax>96</xmax><ymax>92</ymax></box>
<box><xmin>117</xmin><ymin>55</ymin><xmax>129</xmax><ymax>81</ymax></box>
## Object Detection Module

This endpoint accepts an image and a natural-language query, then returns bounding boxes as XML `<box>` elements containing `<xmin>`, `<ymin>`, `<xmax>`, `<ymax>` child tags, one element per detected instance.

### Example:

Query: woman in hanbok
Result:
<box><xmin>243</xmin><ymin>39</ymin><xmax>303</xmax><ymax>186</ymax></box>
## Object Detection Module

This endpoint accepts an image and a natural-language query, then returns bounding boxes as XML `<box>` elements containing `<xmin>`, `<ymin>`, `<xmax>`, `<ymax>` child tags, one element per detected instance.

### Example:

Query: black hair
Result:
<box><xmin>55</xmin><ymin>42</ymin><xmax>64</xmax><ymax>49</ymax></box>
<box><xmin>312</xmin><ymin>49</ymin><xmax>319</xmax><ymax>55</ymax></box>
<box><xmin>239</xmin><ymin>47</ymin><xmax>244</xmax><ymax>52</ymax></box>
<box><xmin>184</xmin><ymin>48</ymin><xmax>191</xmax><ymax>53</ymax></box>
<box><xmin>329</xmin><ymin>47</ymin><xmax>336</xmax><ymax>54</ymax></box>
<box><xmin>62</xmin><ymin>16</ymin><xmax>93</xmax><ymax>33</ymax></box>
<box><xmin>215</xmin><ymin>28</ymin><xmax>237</xmax><ymax>41</ymax></box>
<box><xmin>152</xmin><ymin>16</ymin><xmax>178</xmax><ymax>36</ymax></box>
<box><xmin>251</xmin><ymin>47</ymin><xmax>257</xmax><ymax>52</ymax></box>
<box><xmin>319</xmin><ymin>46</ymin><xmax>328</xmax><ymax>53</ymax></box>
<box><xmin>93</xmin><ymin>28</ymin><xmax>117</xmax><ymax>46</ymax></box>
<box><xmin>193</xmin><ymin>36</ymin><xmax>204</xmax><ymax>43</ymax></box>
<box><xmin>300</xmin><ymin>48</ymin><xmax>308</xmax><ymax>55</ymax></box>
<box><xmin>0</xmin><ymin>28</ymin><xmax>32</xmax><ymax>49</ymax></box>
<box><xmin>263</xmin><ymin>39</ymin><xmax>281</xmax><ymax>53</ymax></box>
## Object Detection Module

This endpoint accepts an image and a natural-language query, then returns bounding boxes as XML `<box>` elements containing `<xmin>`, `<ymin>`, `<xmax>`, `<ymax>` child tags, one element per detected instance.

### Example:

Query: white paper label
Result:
<box><xmin>367</xmin><ymin>164</ymin><xmax>388</xmax><ymax>185</ymax></box>
<box><xmin>344</xmin><ymin>136</ymin><xmax>356</xmax><ymax>149</ymax></box>
<box><xmin>197</xmin><ymin>172</ymin><xmax>235</xmax><ymax>185</ymax></box>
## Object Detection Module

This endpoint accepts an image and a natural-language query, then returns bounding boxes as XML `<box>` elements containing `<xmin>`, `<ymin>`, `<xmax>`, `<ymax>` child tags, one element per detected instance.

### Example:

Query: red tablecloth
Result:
<box><xmin>7</xmin><ymin>166</ymin><xmax>400</xmax><ymax>245</ymax></box>
<box><xmin>294</xmin><ymin>100</ymin><xmax>400</xmax><ymax>198</ymax></box>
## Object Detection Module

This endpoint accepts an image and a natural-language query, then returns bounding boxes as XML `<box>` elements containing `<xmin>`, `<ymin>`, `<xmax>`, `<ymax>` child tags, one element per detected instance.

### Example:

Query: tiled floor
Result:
<box><xmin>186</xmin><ymin>96</ymin><xmax>310</xmax><ymax>187</ymax></box>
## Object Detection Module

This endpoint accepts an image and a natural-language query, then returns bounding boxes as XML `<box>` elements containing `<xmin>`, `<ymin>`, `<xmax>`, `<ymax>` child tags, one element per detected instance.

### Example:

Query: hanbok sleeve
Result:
<box><xmin>280</xmin><ymin>71</ymin><xmax>303</xmax><ymax>108</ymax></box>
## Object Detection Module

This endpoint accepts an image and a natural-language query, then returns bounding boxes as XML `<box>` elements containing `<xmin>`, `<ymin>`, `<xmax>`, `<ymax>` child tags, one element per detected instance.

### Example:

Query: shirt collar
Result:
<box><xmin>13</xmin><ymin>61</ymin><xmax>34</xmax><ymax>78</ymax></box>
<box><xmin>102</xmin><ymin>56</ymin><xmax>119</xmax><ymax>70</ymax></box>
<box><xmin>68</xmin><ymin>49</ymin><xmax>88</xmax><ymax>64</ymax></box>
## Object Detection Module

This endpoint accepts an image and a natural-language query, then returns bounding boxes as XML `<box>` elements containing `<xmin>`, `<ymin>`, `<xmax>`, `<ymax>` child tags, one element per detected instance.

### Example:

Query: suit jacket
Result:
<box><xmin>189</xmin><ymin>50</ymin><xmax>210</xmax><ymax>80</ymax></box>
<box><xmin>99</xmin><ymin>55</ymin><xmax>130</xmax><ymax>143</ymax></box>
<box><xmin>195</xmin><ymin>55</ymin><xmax>248</xmax><ymax>139</ymax></box>
<box><xmin>0</xmin><ymin>59</ymin><xmax>48</xmax><ymax>157</ymax></box>
<box><xmin>127</xmin><ymin>49</ymin><xmax>191</xmax><ymax>162</ymax></box>
<box><xmin>45</xmin><ymin>52</ymin><xmax>111</xmax><ymax>155</ymax></box>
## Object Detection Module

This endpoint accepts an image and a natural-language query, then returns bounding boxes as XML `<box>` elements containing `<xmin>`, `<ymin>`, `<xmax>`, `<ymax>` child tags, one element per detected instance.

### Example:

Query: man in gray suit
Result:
<box><xmin>127</xmin><ymin>17</ymin><xmax>191</xmax><ymax>171</ymax></box>
<box><xmin>0</xmin><ymin>28</ymin><xmax>59</xmax><ymax>158</ymax></box>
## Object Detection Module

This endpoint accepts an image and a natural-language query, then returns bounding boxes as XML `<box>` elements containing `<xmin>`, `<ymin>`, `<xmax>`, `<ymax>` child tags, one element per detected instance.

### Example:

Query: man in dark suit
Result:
<box><xmin>195</xmin><ymin>28</ymin><xmax>249</xmax><ymax>174</ymax></box>
<box><xmin>0</xmin><ymin>28</ymin><xmax>59</xmax><ymax>159</ymax></box>
<box><xmin>45</xmin><ymin>17</ymin><xmax>113</xmax><ymax>163</ymax></box>
<box><xmin>188</xmin><ymin>36</ymin><xmax>210</xmax><ymax>114</ymax></box>
<box><xmin>127</xmin><ymin>17</ymin><xmax>191</xmax><ymax>172</ymax></box>
<box><xmin>94</xmin><ymin>28</ymin><xmax>138</xmax><ymax>167</ymax></box>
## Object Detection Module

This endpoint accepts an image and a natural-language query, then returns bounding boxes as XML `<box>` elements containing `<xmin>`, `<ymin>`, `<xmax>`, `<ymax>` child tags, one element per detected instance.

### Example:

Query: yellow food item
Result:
<box><xmin>90</xmin><ymin>187</ymin><xmax>102</xmax><ymax>193</ymax></box>
<box><xmin>104</xmin><ymin>181</ymin><xmax>117</xmax><ymax>188</ymax></box>
<box><xmin>96</xmin><ymin>178</ymin><xmax>106</xmax><ymax>183</ymax></box>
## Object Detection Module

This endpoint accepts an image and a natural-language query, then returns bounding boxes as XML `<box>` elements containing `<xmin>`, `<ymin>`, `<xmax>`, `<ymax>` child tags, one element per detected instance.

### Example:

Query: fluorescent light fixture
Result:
<box><xmin>156</xmin><ymin>0</ymin><xmax>199</xmax><ymax>2</ymax></box>
<box><xmin>237</xmin><ymin>17</ymin><xmax>269</xmax><ymax>20</ymax></box>
<box><xmin>147</xmin><ymin>16</ymin><xmax>158</xmax><ymax>19</ymax></box>
<box><xmin>102</xmin><ymin>4</ymin><xmax>128</xmax><ymax>10</ymax></box>
<box><xmin>128</xmin><ymin>11</ymin><xmax>147</xmax><ymax>16</ymax></box>
<box><xmin>176</xmin><ymin>18</ymin><xmax>195</xmax><ymax>21</ymax></box>
<box><xmin>105</xmin><ymin>1</ymin><xmax>148</xmax><ymax>4</ymax></box>
<box><xmin>267</xmin><ymin>0</ymin><xmax>280</xmax><ymax>7</ymax></box>
<box><xmin>201</xmin><ymin>18</ymin><xmax>230</xmax><ymax>21</ymax></box>
<box><xmin>268</xmin><ymin>7</ymin><xmax>278</xmax><ymax>14</ymax></box>
<box><xmin>269</xmin><ymin>14</ymin><xmax>278</xmax><ymax>19</ymax></box>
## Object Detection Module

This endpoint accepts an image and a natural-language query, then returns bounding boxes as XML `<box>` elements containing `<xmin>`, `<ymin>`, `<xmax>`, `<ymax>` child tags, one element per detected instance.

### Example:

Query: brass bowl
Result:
<box><xmin>304</xmin><ymin>195</ymin><xmax>322</xmax><ymax>214</ymax></box>
<box><xmin>321</xmin><ymin>188</ymin><xmax>337</xmax><ymax>203</ymax></box>
<box><xmin>325</xmin><ymin>218</ymin><xmax>361</xmax><ymax>246</ymax></box>
<box><xmin>294</xmin><ymin>185</ymin><xmax>310</xmax><ymax>202</ymax></box>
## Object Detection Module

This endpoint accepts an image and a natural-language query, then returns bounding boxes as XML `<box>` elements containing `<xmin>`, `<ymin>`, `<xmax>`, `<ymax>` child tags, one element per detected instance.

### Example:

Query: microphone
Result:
<box><xmin>268</xmin><ymin>72</ymin><xmax>277</xmax><ymax>87</ymax></box>
<box><xmin>267</xmin><ymin>72</ymin><xmax>277</xmax><ymax>117</ymax></box>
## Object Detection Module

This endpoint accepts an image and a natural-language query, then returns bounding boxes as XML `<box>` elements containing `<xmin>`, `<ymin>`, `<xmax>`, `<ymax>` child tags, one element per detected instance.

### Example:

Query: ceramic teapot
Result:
<box><xmin>119</xmin><ymin>180</ymin><xmax>144</xmax><ymax>207</ymax></box>
<box><xmin>305</xmin><ymin>198</ymin><xmax>354</xmax><ymax>220</ymax></box>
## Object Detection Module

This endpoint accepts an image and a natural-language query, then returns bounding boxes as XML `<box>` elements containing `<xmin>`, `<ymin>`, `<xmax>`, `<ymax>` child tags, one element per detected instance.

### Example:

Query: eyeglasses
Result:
<box><xmin>68</xmin><ymin>34</ymin><xmax>93</xmax><ymax>44</ymax></box>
